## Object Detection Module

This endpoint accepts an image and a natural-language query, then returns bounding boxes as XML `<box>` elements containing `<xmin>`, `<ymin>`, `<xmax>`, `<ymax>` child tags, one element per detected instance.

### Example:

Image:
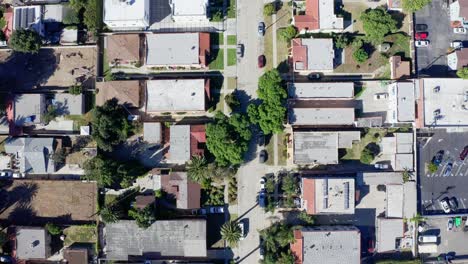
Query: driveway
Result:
<box><xmin>415</xmin><ymin>0</ymin><xmax>468</xmax><ymax>76</ymax></box>
<box><xmin>420</xmin><ymin>218</ymin><xmax>468</xmax><ymax>260</ymax></box>
<box><xmin>418</xmin><ymin>129</ymin><xmax>468</xmax><ymax>216</ymax></box>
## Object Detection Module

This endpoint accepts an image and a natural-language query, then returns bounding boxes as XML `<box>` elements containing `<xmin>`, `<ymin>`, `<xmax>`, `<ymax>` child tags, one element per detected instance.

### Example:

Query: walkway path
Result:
<box><xmin>271</xmin><ymin>13</ymin><xmax>279</xmax><ymax>166</ymax></box>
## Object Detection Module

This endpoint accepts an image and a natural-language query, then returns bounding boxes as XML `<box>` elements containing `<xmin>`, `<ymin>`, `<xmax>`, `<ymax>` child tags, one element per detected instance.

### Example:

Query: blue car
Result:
<box><xmin>433</xmin><ymin>150</ymin><xmax>444</xmax><ymax>166</ymax></box>
<box><xmin>259</xmin><ymin>191</ymin><xmax>267</xmax><ymax>208</ymax></box>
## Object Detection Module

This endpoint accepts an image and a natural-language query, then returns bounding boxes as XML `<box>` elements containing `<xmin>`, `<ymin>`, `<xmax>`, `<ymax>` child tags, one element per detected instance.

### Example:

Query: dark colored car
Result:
<box><xmin>258</xmin><ymin>55</ymin><xmax>266</xmax><ymax>68</ymax></box>
<box><xmin>236</xmin><ymin>44</ymin><xmax>244</xmax><ymax>58</ymax></box>
<box><xmin>258</xmin><ymin>22</ymin><xmax>265</xmax><ymax>36</ymax></box>
<box><xmin>259</xmin><ymin>150</ymin><xmax>268</xmax><ymax>163</ymax></box>
<box><xmin>415</xmin><ymin>24</ymin><xmax>428</xmax><ymax>32</ymax></box>
<box><xmin>259</xmin><ymin>237</ymin><xmax>265</xmax><ymax>260</ymax></box>
<box><xmin>444</xmin><ymin>163</ymin><xmax>453</xmax><ymax>177</ymax></box>
<box><xmin>433</xmin><ymin>150</ymin><xmax>444</xmax><ymax>166</ymax></box>
<box><xmin>259</xmin><ymin>191</ymin><xmax>267</xmax><ymax>208</ymax></box>
<box><xmin>307</xmin><ymin>73</ymin><xmax>321</xmax><ymax>80</ymax></box>
<box><xmin>449</xmin><ymin>197</ymin><xmax>459</xmax><ymax>212</ymax></box>
<box><xmin>460</xmin><ymin>146</ymin><xmax>468</xmax><ymax>160</ymax></box>
<box><xmin>415</xmin><ymin>32</ymin><xmax>428</xmax><ymax>40</ymax></box>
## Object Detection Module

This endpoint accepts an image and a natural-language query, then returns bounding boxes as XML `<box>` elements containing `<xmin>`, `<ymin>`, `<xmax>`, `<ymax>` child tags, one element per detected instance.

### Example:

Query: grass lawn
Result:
<box><xmin>227</xmin><ymin>0</ymin><xmax>236</xmax><ymax>18</ymax></box>
<box><xmin>105</xmin><ymin>194</ymin><xmax>119</xmax><ymax>206</ymax></box>
<box><xmin>65</xmin><ymin>112</ymin><xmax>93</xmax><ymax>131</ymax></box>
<box><xmin>0</xmin><ymin>136</ymin><xmax>6</xmax><ymax>152</ymax></box>
<box><xmin>342</xmin><ymin>128</ymin><xmax>387</xmax><ymax>160</ymax></box>
<box><xmin>335</xmin><ymin>46</ymin><xmax>387</xmax><ymax>74</ymax></box>
<box><xmin>63</xmin><ymin>225</ymin><xmax>97</xmax><ymax>247</ymax></box>
<box><xmin>275</xmin><ymin>3</ymin><xmax>292</xmax><ymax>73</ymax></box>
<box><xmin>209</xmin><ymin>49</ymin><xmax>224</xmax><ymax>70</ymax></box>
<box><xmin>216</xmin><ymin>93</ymin><xmax>225</xmax><ymax>112</ymax></box>
<box><xmin>278</xmin><ymin>132</ymin><xmax>287</xmax><ymax>166</ymax></box>
<box><xmin>342</xmin><ymin>3</ymin><xmax>367</xmax><ymax>33</ymax></box>
<box><xmin>227</xmin><ymin>35</ymin><xmax>237</xmax><ymax>45</ymax></box>
<box><xmin>227</xmin><ymin>77</ymin><xmax>237</xmax><ymax>90</ymax></box>
<box><xmin>384</xmin><ymin>33</ymin><xmax>411</xmax><ymax>59</ymax></box>
<box><xmin>210</xmin><ymin>33</ymin><xmax>224</xmax><ymax>46</ymax></box>
<box><xmin>264</xmin><ymin>15</ymin><xmax>273</xmax><ymax>71</ymax></box>
<box><xmin>227</xmin><ymin>49</ymin><xmax>237</xmax><ymax>66</ymax></box>
<box><xmin>265</xmin><ymin>136</ymin><xmax>275</xmax><ymax>166</ymax></box>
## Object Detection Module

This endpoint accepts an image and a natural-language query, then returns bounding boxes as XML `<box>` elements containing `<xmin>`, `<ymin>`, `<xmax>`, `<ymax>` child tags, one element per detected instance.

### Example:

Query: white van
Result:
<box><xmin>418</xmin><ymin>235</ymin><xmax>438</xmax><ymax>244</ymax></box>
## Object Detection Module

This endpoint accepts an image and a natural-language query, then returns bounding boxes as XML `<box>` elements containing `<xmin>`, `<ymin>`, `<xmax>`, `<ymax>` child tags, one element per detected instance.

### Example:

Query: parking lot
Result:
<box><xmin>415</xmin><ymin>0</ymin><xmax>468</xmax><ymax>76</ymax></box>
<box><xmin>420</xmin><ymin>217</ymin><xmax>468</xmax><ymax>258</ymax></box>
<box><xmin>418</xmin><ymin>130</ymin><xmax>468</xmax><ymax>215</ymax></box>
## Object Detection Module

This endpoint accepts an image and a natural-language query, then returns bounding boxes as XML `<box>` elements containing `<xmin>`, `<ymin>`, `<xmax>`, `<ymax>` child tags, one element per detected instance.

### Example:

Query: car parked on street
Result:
<box><xmin>209</xmin><ymin>206</ymin><xmax>224</xmax><ymax>214</ymax></box>
<box><xmin>440</xmin><ymin>197</ymin><xmax>451</xmax><ymax>213</ymax></box>
<box><xmin>415</xmin><ymin>32</ymin><xmax>428</xmax><ymax>40</ymax></box>
<box><xmin>260</xmin><ymin>177</ymin><xmax>266</xmax><ymax>190</ymax></box>
<box><xmin>258</xmin><ymin>55</ymin><xmax>266</xmax><ymax>68</ymax></box>
<box><xmin>450</xmin><ymin>41</ymin><xmax>463</xmax><ymax>50</ymax></box>
<box><xmin>454</xmin><ymin>27</ymin><xmax>466</xmax><ymax>34</ymax></box>
<box><xmin>259</xmin><ymin>191</ymin><xmax>266</xmax><ymax>208</ymax></box>
<box><xmin>448</xmin><ymin>218</ymin><xmax>454</xmax><ymax>231</ymax></box>
<box><xmin>415</xmin><ymin>40</ymin><xmax>430</xmax><ymax>47</ymax></box>
<box><xmin>449</xmin><ymin>197</ymin><xmax>459</xmax><ymax>212</ymax></box>
<box><xmin>415</xmin><ymin>24</ymin><xmax>428</xmax><ymax>32</ymax></box>
<box><xmin>259</xmin><ymin>237</ymin><xmax>265</xmax><ymax>260</ymax></box>
<box><xmin>460</xmin><ymin>146</ymin><xmax>468</xmax><ymax>160</ymax></box>
<box><xmin>0</xmin><ymin>171</ymin><xmax>12</xmax><ymax>178</ymax></box>
<box><xmin>258</xmin><ymin>22</ymin><xmax>265</xmax><ymax>36</ymax></box>
<box><xmin>238</xmin><ymin>221</ymin><xmax>246</xmax><ymax>240</ymax></box>
<box><xmin>443</xmin><ymin>163</ymin><xmax>453</xmax><ymax>177</ymax></box>
<box><xmin>259</xmin><ymin>150</ymin><xmax>268</xmax><ymax>163</ymax></box>
<box><xmin>307</xmin><ymin>73</ymin><xmax>321</xmax><ymax>80</ymax></box>
<box><xmin>433</xmin><ymin>150</ymin><xmax>444</xmax><ymax>166</ymax></box>
<box><xmin>236</xmin><ymin>44</ymin><xmax>244</xmax><ymax>58</ymax></box>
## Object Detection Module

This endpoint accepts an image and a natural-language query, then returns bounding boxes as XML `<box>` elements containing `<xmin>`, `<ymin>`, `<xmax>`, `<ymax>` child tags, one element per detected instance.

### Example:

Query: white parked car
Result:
<box><xmin>259</xmin><ymin>177</ymin><xmax>266</xmax><ymax>190</ymax></box>
<box><xmin>0</xmin><ymin>171</ymin><xmax>13</xmax><ymax>178</ymax></box>
<box><xmin>450</xmin><ymin>41</ymin><xmax>463</xmax><ymax>49</ymax></box>
<box><xmin>238</xmin><ymin>221</ymin><xmax>246</xmax><ymax>240</ymax></box>
<box><xmin>374</xmin><ymin>163</ymin><xmax>389</xmax><ymax>170</ymax></box>
<box><xmin>454</xmin><ymin>27</ymin><xmax>466</xmax><ymax>34</ymax></box>
<box><xmin>415</xmin><ymin>40</ymin><xmax>429</xmax><ymax>47</ymax></box>
<box><xmin>373</xmin><ymin>93</ymin><xmax>388</xmax><ymax>100</ymax></box>
<box><xmin>440</xmin><ymin>198</ymin><xmax>451</xmax><ymax>213</ymax></box>
<box><xmin>12</xmin><ymin>173</ymin><xmax>24</xmax><ymax>178</ymax></box>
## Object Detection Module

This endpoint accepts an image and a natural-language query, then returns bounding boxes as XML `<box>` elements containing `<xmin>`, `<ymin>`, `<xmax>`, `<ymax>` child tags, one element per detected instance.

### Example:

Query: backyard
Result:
<box><xmin>341</xmin><ymin>128</ymin><xmax>386</xmax><ymax>161</ymax></box>
<box><xmin>63</xmin><ymin>225</ymin><xmax>97</xmax><ymax>247</ymax></box>
<box><xmin>263</xmin><ymin>2</ymin><xmax>292</xmax><ymax>71</ymax></box>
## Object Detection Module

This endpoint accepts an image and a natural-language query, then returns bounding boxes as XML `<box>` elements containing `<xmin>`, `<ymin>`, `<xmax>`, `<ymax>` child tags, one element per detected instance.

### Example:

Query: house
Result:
<box><xmin>13</xmin><ymin>6</ymin><xmax>44</xmax><ymax>36</ymax></box>
<box><xmin>146</xmin><ymin>79</ymin><xmax>209</xmax><ymax>114</ymax></box>
<box><xmin>170</xmin><ymin>0</ymin><xmax>209</xmax><ymax>22</ymax></box>
<box><xmin>291</xmin><ymin>38</ymin><xmax>334</xmax><ymax>72</ymax></box>
<box><xmin>301</xmin><ymin>176</ymin><xmax>355</xmax><ymax>215</ymax></box>
<box><xmin>387</xmin><ymin>0</ymin><xmax>402</xmax><ymax>11</ymax></box>
<box><xmin>288</xmin><ymin>107</ymin><xmax>355</xmax><ymax>126</ymax></box>
<box><xmin>450</xmin><ymin>0</ymin><xmax>468</xmax><ymax>27</ymax></box>
<box><xmin>143</xmin><ymin>122</ymin><xmax>162</xmax><ymax>144</ymax></box>
<box><xmin>288</xmin><ymin>82</ymin><xmax>354</xmax><ymax>99</ymax></box>
<box><xmin>96</xmin><ymin>80</ymin><xmax>142</xmax><ymax>108</ymax></box>
<box><xmin>43</xmin><ymin>4</ymin><xmax>70</xmax><ymax>23</ymax></box>
<box><xmin>15</xmin><ymin>227</ymin><xmax>51</xmax><ymax>260</ymax></box>
<box><xmin>54</xmin><ymin>93</ymin><xmax>85</xmax><ymax>116</ymax></box>
<box><xmin>167</xmin><ymin>124</ymin><xmax>206</xmax><ymax>164</ymax></box>
<box><xmin>293</xmin><ymin>131</ymin><xmax>360</xmax><ymax>165</ymax></box>
<box><xmin>4</xmin><ymin>137</ymin><xmax>55</xmax><ymax>174</ymax></box>
<box><xmin>105</xmin><ymin>34</ymin><xmax>141</xmax><ymax>66</ymax></box>
<box><xmin>103</xmin><ymin>0</ymin><xmax>150</xmax><ymax>30</ymax></box>
<box><xmin>387</xmin><ymin>82</ymin><xmax>415</xmax><ymax>124</ymax></box>
<box><xmin>389</xmin><ymin>56</ymin><xmax>410</xmax><ymax>80</ymax></box>
<box><xmin>134</xmin><ymin>193</ymin><xmax>156</xmax><ymax>210</ymax></box>
<box><xmin>421</xmin><ymin>78</ymin><xmax>468</xmax><ymax>127</ymax></box>
<box><xmin>104</xmin><ymin>219</ymin><xmax>207</xmax><ymax>260</ymax></box>
<box><xmin>13</xmin><ymin>94</ymin><xmax>46</xmax><ymax>126</ymax></box>
<box><xmin>386</xmin><ymin>184</ymin><xmax>404</xmax><ymax>218</ymax></box>
<box><xmin>290</xmin><ymin>226</ymin><xmax>360</xmax><ymax>264</ymax></box>
<box><xmin>447</xmin><ymin>48</ymin><xmax>468</xmax><ymax>70</ymax></box>
<box><xmin>380</xmin><ymin>133</ymin><xmax>414</xmax><ymax>171</ymax></box>
<box><xmin>375</xmin><ymin>218</ymin><xmax>404</xmax><ymax>252</ymax></box>
<box><xmin>63</xmin><ymin>248</ymin><xmax>89</xmax><ymax>264</ymax></box>
<box><xmin>151</xmin><ymin>169</ymin><xmax>201</xmax><ymax>209</ymax></box>
<box><xmin>292</xmin><ymin>0</ymin><xmax>344</xmax><ymax>32</ymax></box>
<box><xmin>146</xmin><ymin>33</ymin><xmax>210</xmax><ymax>68</ymax></box>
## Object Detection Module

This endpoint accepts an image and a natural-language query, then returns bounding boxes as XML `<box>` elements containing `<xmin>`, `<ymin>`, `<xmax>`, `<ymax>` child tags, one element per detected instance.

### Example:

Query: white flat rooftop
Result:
<box><xmin>288</xmin><ymin>82</ymin><xmax>354</xmax><ymax>99</ymax></box>
<box><xmin>289</xmin><ymin>108</ymin><xmax>355</xmax><ymax>125</ymax></box>
<box><xmin>171</xmin><ymin>0</ymin><xmax>207</xmax><ymax>17</ymax></box>
<box><xmin>146</xmin><ymin>33</ymin><xmax>200</xmax><ymax>66</ymax></box>
<box><xmin>146</xmin><ymin>79</ymin><xmax>205</xmax><ymax>112</ymax></box>
<box><xmin>104</xmin><ymin>0</ymin><xmax>147</xmax><ymax>23</ymax></box>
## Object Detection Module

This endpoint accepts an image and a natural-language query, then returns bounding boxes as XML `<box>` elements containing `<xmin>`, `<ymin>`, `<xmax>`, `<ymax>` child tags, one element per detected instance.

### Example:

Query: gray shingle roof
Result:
<box><xmin>169</xmin><ymin>125</ymin><xmax>190</xmax><ymax>164</ymax></box>
<box><xmin>4</xmin><ymin>137</ymin><xmax>55</xmax><ymax>174</ymax></box>
<box><xmin>16</xmin><ymin>227</ymin><xmax>49</xmax><ymax>260</ymax></box>
<box><xmin>288</xmin><ymin>82</ymin><xmax>354</xmax><ymax>99</ymax></box>
<box><xmin>104</xmin><ymin>220</ymin><xmax>207</xmax><ymax>260</ymax></box>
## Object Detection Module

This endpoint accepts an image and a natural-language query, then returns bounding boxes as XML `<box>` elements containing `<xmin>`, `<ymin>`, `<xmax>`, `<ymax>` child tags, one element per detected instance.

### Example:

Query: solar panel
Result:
<box><xmin>344</xmin><ymin>182</ymin><xmax>350</xmax><ymax>209</ymax></box>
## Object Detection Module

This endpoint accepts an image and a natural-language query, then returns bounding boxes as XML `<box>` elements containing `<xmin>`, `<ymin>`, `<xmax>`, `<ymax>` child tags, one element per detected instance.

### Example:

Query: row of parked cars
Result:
<box><xmin>415</xmin><ymin>23</ymin><xmax>467</xmax><ymax>48</ymax></box>
<box><xmin>0</xmin><ymin>170</ymin><xmax>24</xmax><ymax>178</ymax></box>
<box><xmin>440</xmin><ymin>197</ymin><xmax>458</xmax><ymax>214</ymax></box>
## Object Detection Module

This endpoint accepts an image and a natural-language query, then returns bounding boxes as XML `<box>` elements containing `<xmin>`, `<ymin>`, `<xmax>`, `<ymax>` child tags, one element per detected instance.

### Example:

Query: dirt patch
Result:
<box><xmin>0</xmin><ymin>47</ymin><xmax>97</xmax><ymax>91</ymax></box>
<box><xmin>0</xmin><ymin>180</ymin><xmax>97</xmax><ymax>225</ymax></box>
<box><xmin>335</xmin><ymin>46</ymin><xmax>387</xmax><ymax>73</ymax></box>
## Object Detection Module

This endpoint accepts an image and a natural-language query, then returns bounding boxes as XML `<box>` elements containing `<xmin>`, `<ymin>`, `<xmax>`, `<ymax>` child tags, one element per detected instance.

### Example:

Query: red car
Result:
<box><xmin>415</xmin><ymin>32</ymin><xmax>428</xmax><ymax>40</ymax></box>
<box><xmin>460</xmin><ymin>146</ymin><xmax>468</xmax><ymax>160</ymax></box>
<box><xmin>258</xmin><ymin>55</ymin><xmax>265</xmax><ymax>68</ymax></box>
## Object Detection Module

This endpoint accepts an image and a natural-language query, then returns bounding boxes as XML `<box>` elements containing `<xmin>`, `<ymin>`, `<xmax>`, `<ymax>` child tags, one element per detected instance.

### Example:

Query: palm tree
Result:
<box><xmin>221</xmin><ymin>221</ymin><xmax>242</xmax><ymax>247</ymax></box>
<box><xmin>99</xmin><ymin>206</ymin><xmax>118</xmax><ymax>223</ymax></box>
<box><xmin>187</xmin><ymin>156</ymin><xmax>208</xmax><ymax>183</ymax></box>
<box><xmin>409</xmin><ymin>213</ymin><xmax>426</xmax><ymax>224</ymax></box>
<box><xmin>277</xmin><ymin>250</ymin><xmax>295</xmax><ymax>264</ymax></box>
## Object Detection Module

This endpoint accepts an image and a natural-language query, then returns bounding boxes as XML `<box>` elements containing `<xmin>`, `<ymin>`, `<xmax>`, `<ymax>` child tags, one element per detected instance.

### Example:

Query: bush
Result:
<box><xmin>228</xmin><ymin>177</ymin><xmax>238</xmax><ymax>203</ymax></box>
<box><xmin>360</xmin><ymin>147</ymin><xmax>374</xmax><ymax>164</ymax></box>
<box><xmin>43</xmin><ymin>105</ymin><xmax>58</xmax><ymax>124</ymax></box>
<box><xmin>278</xmin><ymin>25</ymin><xmax>297</xmax><ymax>42</ymax></box>
<box><xmin>457</xmin><ymin>67</ymin><xmax>468</xmax><ymax>79</ymax></box>
<box><xmin>427</xmin><ymin>162</ymin><xmax>438</xmax><ymax>173</ymax></box>
<box><xmin>224</xmin><ymin>92</ymin><xmax>241</xmax><ymax>111</ymax></box>
<box><xmin>9</xmin><ymin>29</ymin><xmax>42</xmax><ymax>53</ymax></box>
<box><xmin>83</xmin><ymin>0</ymin><xmax>98</xmax><ymax>31</ymax></box>
<box><xmin>69</xmin><ymin>85</ymin><xmax>83</xmax><ymax>95</ymax></box>
<box><xmin>353</xmin><ymin>48</ymin><xmax>369</xmax><ymax>63</ymax></box>
<box><xmin>298</xmin><ymin>211</ymin><xmax>315</xmax><ymax>225</ymax></box>
<box><xmin>333</xmin><ymin>33</ymin><xmax>353</xmax><ymax>49</ymax></box>
<box><xmin>45</xmin><ymin>223</ymin><xmax>61</xmax><ymax>235</ymax></box>
<box><xmin>263</xmin><ymin>3</ymin><xmax>276</xmax><ymax>16</ymax></box>
<box><xmin>210</xmin><ymin>10</ymin><xmax>223</xmax><ymax>22</ymax></box>
<box><xmin>360</xmin><ymin>8</ymin><xmax>397</xmax><ymax>45</ymax></box>
<box><xmin>402</xmin><ymin>0</ymin><xmax>432</xmax><ymax>12</ymax></box>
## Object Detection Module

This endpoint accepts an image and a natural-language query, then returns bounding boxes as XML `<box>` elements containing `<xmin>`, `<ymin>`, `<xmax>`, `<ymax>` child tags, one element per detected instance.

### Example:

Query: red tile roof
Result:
<box><xmin>303</xmin><ymin>178</ymin><xmax>316</xmax><ymax>214</ymax></box>
<box><xmin>190</xmin><ymin>125</ymin><xmax>206</xmax><ymax>157</ymax></box>
<box><xmin>199</xmin><ymin>32</ymin><xmax>210</xmax><ymax>67</ymax></box>
<box><xmin>290</xmin><ymin>229</ymin><xmax>303</xmax><ymax>264</ymax></box>
<box><xmin>294</xmin><ymin>0</ymin><xmax>319</xmax><ymax>31</ymax></box>
<box><xmin>291</xmin><ymin>39</ymin><xmax>308</xmax><ymax>71</ymax></box>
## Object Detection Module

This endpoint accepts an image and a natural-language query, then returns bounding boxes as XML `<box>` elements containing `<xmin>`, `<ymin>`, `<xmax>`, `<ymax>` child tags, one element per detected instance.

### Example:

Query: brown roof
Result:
<box><xmin>390</xmin><ymin>56</ymin><xmax>410</xmax><ymax>80</ymax></box>
<box><xmin>292</xmin><ymin>39</ymin><xmax>308</xmax><ymax>71</ymax></box>
<box><xmin>294</xmin><ymin>0</ymin><xmax>319</xmax><ymax>31</ymax></box>
<box><xmin>134</xmin><ymin>194</ymin><xmax>156</xmax><ymax>210</ymax></box>
<box><xmin>106</xmin><ymin>34</ymin><xmax>140</xmax><ymax>63</ymax></box>
<box><xmin>64</xmin><ymin>249</ymin><xmax>88</xmax><ymax>264</ymax></box>
<box><xmin>96</xmin><ymin>81</ymin><xmax>141</xmax><ymax>108</ymax></box>
<box><xmin>159</xmin><ymin>171</ymin><xmax>201</xmax><ymax>209</ymax></box>
<box><xmin>190</xmin><ymin>125</ymin><xmax>206</xmax><ymax>157</ymax></box>
<box><xmin>199</xmin><ymin>33</ymin><xmax>210</xmax><ymax>67</ymax></box>
<box><xmin>456</xmin><ymin>49</ymin><xmax>468</xmax><ymax>69</ymax></box>
<box><xmin>290</xmin><ymin>229</ymin><xmax>303</xmax><ymax>264</ymax></box>
<box><xmin>303</xmin><ymin>178</ymin><xmax>315</xmax><ymax>214</ymax></box>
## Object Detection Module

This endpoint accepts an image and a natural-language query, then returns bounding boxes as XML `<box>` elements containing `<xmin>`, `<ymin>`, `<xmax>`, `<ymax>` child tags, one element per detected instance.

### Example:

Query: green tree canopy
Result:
<box><xmin>91</xmin><ymin>98</ymin><xmax>130</xmax><ymax>152</ymax></box>
<box><xmin>260</xmin><ymin>223</ymin><xmax>295</xmax><ymax>263</ymax></box>
<box><xmin>221</xmin><ymin>221</ymin><xmax>242</xmax><ymax>247</ymax></box>
<box><xmin>84</xmin><ymin>0</ymin><xmax>98</xmax><ymax>31</ymax></box>
<box><xmin>99</xmin><ymin>206</ymin><xmax>118</xmax><ymax>223</ymax></box>
<box><xmin>248</xmin><ymin>69</ymin><xmax>287</xmax><ymax>135</ymax></box>
<box><xmin>457</xmin><ymin>67</ymin><xmax>468</xmax><ymax>79</ymax></box>
<box><xmin>68</xmin><ymin>84</ymin><xmax>83</xmax><ymax>95</ymax></box>
<box><xmin>9</xmin><ymin>29</ymin><xmax>42</xmax><ymax>53</ymax></box>
<box><xmin>187</xmin><ymin>155</ymin><xmax>209</xmax><ymax>183</ymax></box>
<box><xmin>353</xmin><ymin>48</ymin><xmax>369</xmax><ymax>63</ymax></box>
<box><xmin>360</xmin><ymin>8</ymin><xmax>397</xmax><ymax>45</ymax></box>
<box><xmin>278</xmin><ymin>25</ymin><xmax>297</xmax><ymax>42</ymax></box>
<box><xmin>263</xmin><ymin>3</ymin><xmax>276</xmax><ymax>16</ymax></box>
<box><xmin>45</xmin><ymin>223</ymin><xmax>62</xmax><ymax>235</ymax></box>
<box><xmin>206</xmin><ymin>112</ymin><xmax>252</xmax><ymax>167</ymax></box>
<box><xmin>63</xmin><ymin>8</ymin><xmax>80</xmax><ymax>25</ymax></box>
<box><xmin>402</xmin><ymin>0</ymin><xmax>431</xmax><ymax>12</ymax></box>
<box><xmin>128</xmin><ymin>205</ymin><xmax>156</xmax><ymax>229</ymax></box>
